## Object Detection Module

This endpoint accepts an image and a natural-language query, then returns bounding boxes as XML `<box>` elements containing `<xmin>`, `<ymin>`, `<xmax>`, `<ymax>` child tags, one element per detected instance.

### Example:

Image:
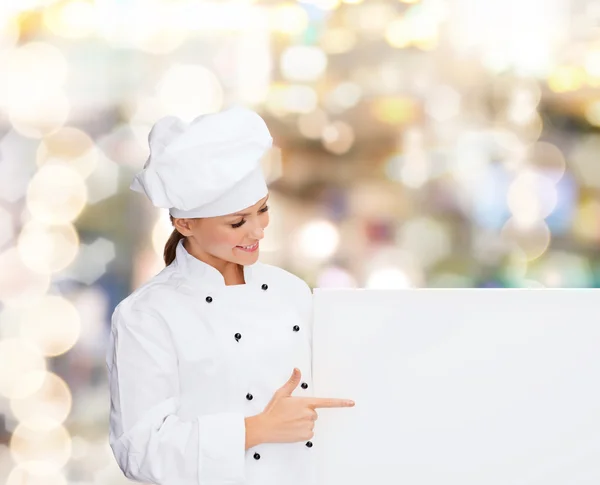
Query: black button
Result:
<box><xmin>306</xmin><ymin>441</ymin><xmax>313</xmax><ymax>448</ymax></box>
<box><xmin>301</xmin><ymin>382</ymin><xmax>308</xmax><ymax>389</ymax></box>
<box><xmin>253</xmin><ymin>453</ymin><xmax>260</xmax><ymax>460</ymax></box>
<box><xmin>261</xmin><ymin>284</ymin><xmax>268</xmax><ymax>290</ymax></box>
<box><xmin>246</xmin><ymin>393</ymin><xmax>253</xmax><ymax>401</ymax></box>
<box><xmin>293</xmin><ymin>325</ymin><xmax>300</xmax><ymax>332</ymax></box>
<box><xmin>205</xmin><ymin>296</ymin><xmax>213</xmax><ymax>303</ymax></box>
<box><xmin>235</xmin><ymin>333</ymin><xmax>242</xmax><ymax>341</ymax></box>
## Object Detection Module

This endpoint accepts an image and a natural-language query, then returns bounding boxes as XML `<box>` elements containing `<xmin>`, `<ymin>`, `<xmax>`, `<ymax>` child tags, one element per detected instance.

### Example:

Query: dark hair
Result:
<box><xmin>164</xmin><ymin>215</ymin><xmax>185</xmax><ymax>266</ymax></box>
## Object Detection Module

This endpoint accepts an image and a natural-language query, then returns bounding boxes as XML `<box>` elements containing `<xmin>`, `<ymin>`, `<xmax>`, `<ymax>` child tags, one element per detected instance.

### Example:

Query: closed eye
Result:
<box><xmin>231</xmin><ymin>205</ymin><xmax>269</xmax><ymax>228</ymax></box>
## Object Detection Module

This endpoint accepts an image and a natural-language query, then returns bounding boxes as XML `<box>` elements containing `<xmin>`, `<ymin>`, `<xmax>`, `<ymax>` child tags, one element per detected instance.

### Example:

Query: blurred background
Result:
<box><xmin>0</xmin><ymin>0</ymin><xmax>600</xmax><ymax>483</ymax></box>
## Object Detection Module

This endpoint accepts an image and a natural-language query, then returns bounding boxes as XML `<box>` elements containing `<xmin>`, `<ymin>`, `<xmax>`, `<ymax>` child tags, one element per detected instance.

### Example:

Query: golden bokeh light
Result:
<box><xmin>156</xmin><ymin>64</ymin><xmax>224</xmax><ymax>122</ymax></box>
<box><xmin>0</xmin><ymin>42</ymin><xmax>68</xmax><ymax>105</ymax></box>
<box><xmin>321</xmin><ymin>121</ymin><xmax>355</xmax><ymax>154</ymax></box>
<box><xmin>298</xmin><ymin>109</ymin><xmax>329</xmax><ymax>139</ymax></box>
<box><xmin>269</xmin><ymin>3</ymin><xmax>309</xmax><ymax>34</ymax></box>
<box><xmin>506</xmin><ymin>170</ymin><xmax>557</xmax><ymax>227</ymax></box>
<box><xmin>280</xmin><ymin>45</ymin><xmax>328</xmax><ymax>82</ymax></box>
<box><xmin>371</xmin><ymin>97</ymin><xmax>418</xmax><ymax>125</ymax></box>
<box><xmin>10</xmin><ymin>423</ymin><xmax>72</xmax><ymax>476</ymax></box>
<box><xmin>10</xmin><ymin>371</ymin><xmax>72</xmax><ymax>431</ymax></box>
<box><xmin>501</xmin><ymin>218</ymin><xmax>551</xmax><ymax>261</ymax></box>
<box><xmin>9</xmin><ymin>91</ymin><xmax>70</xmax><ymax>139</ymax></box>
<box><xmin>0</xmin><ymin>339</ymin><xmax>46</xmax><ymax>399</ymax></box>
<box><xmin>43</xmin><ymin>0</ymin><xmax>97</xmax><ymax>39</ymax></box>
<box><xmin>17</xmin><ymin>221</ymin><xmax>79</xmax><ymax>274</ymax></box>
<box><xmin>26</xmin><ymin>164</ymin><xmax>88</xmax><ymax>224</ymax></box>
<box><xmin>19</xmin><ymin>295</ymin><xmax>81</xmax><ymax>357</ymax></box>
<box><xmin>36</xmin><ymin>127</ymin><xmax>99</xmax><ymax>179</ymax></box>
<box><xmin>0</xmin><ymin>247</ymin><xmax>51</xmax><ymax>308</ymax></box>
<box><xmin>7</xmin><ymin>467</ymin><xmax>67</xmax><ymax>485</ymax></box>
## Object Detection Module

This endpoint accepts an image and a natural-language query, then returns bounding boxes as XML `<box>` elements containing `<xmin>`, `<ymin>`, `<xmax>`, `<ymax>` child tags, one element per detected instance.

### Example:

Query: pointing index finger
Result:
<box><xmin>303</xmin><ymin>397</ymin><xmax>355</xmax><ymax>409</ymax></box>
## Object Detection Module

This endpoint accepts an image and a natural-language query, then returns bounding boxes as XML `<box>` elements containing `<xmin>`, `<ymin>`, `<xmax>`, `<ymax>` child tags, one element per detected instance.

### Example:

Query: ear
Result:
<box><xmin>172</xmin><ymin>218</ymin><xmax>195</xmax><ymax>237</ymax></box>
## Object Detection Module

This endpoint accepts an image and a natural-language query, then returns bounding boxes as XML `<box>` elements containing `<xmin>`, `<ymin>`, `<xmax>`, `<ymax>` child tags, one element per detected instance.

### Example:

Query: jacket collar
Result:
<box><xmin>173</xmin><ymin>238</ymin><xmax>254</xmax><ymax>287</ymax></box>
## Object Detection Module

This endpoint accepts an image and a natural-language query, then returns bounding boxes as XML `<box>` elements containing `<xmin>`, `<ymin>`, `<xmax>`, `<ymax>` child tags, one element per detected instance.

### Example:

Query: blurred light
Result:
<box><xmin>85</xmin><ymin>153</ymin><xmax>120</xmax><ymax>204</ymax></box>
<box><xmin>299</xmin><ymin>0</ymin><xmax>341</xmax><ymax>10</ymax></box>
<box><xmin>319</xmin><ymin>28</ymin><xmax>357</xmax><ymax>54</ymax></box>
<box><xmin>0</xmin><ymin>247</ymin><xmax>51</xmax><ymax>308</ymax></box>
<box><xmin>43</xmin><ymin>0</ymin><xmax>97</xmax><ymax>39</ymax></box>
<box><xmin>501</xmin><ymin>218</ymin><xmax>551</xmax><ymax>261</ymax></box>
<box><xmin>26</xmin><ymin>164</ymin><xmax>87</xmax><ymax>224</ymax></box>
<box><xmin>269</xmin><ymin>3</ymin><xmax>309</xmax><ymax>34</ymax></box>
<box><xmin>17</xmin><ymin>221</ymin><xmax>79</xmax><ymax>275</ymax></box>
<box><xmin>61</xmin><ymin>237</ymin><xmax>115</xmax><ymax>285</ymax></box>
<box><xmin>234</xmin><ymin>27</ymin><xmax>272</xmax><ymax>106</ymax></box>
<box><xmin>19</xmin><ymin>296</ymin><xmax>81</xmax><ymax>357</ymax></box>
<box><xmin>425</xmin><ymin>85</ymin><xmax>461</xmax><ymax>122</ymax></box>
<box><xmin>569</xmin><ymin>134</ymin><xmax>600</xmax><ymax>188</ymax></box>
<box><xmin>506</xmin><ymin>169</ymin><xmax>557</xmax><ymax>227</ymax></box>
<box><xmin>345</xmin><ymin>2</ymin><xmax>395</xmax><ymax>35</ymax></box>
<box><xmin>10</xmin><ymin>423</ymin><xmax>71</xmax><ymax>475</ymax></box>
<box><xmin>0</xmin><ymin>42</ymin><xmax>68</xmax><ymax>107</ymax></box>
<box><xmin>9</xmin><ymin>91</ymin><xmax>70</xmax><ymax>139</ymax></box>
<box><xmin>6</xmin><ymin>467</ymin><xmax>67</xmax><ymax>485</ymax></box>
<box><xmin>527</xmin><ymin>142</ymin><xmax>566</xmax><ymax>183</ymax></box>
<box><xmin>506</xmin><ymin>86</ymin><xmax>539</xmax><ymax>126</ymax></box>
<box><xmin>394</xmin><ymin>126</ymin><xmax>430</xmax><ymax>188</ymax></box>
<box><xmin>584</xmin><ymin>49</ymin><xmax>600</xmax><ymax>78</ymax></box>
<box><xmin>0</xmin><ymin>339</ymin><xmax>46</xmax><ymax>399</ymax></box>
<box><xmin>548</xmin><ymin>66</ymin><xmax>586</xmax><ymax>93</ymax></box>
<box><xmin>428</xmin><ymin>273</ymin><xmax>473</xmax><ymax>288</ymax></box>
<box><xmin>527</xmin><ymin>251</ymin><xmax>593</xmax><ymax>288</ymax></box>
<box><xmin>297</xmin><ymin>109</ymin><xmax>329</xmax><ymax>139</ymax></box>
<box><xmin>10</xmin><ymin>371</ymin><xmax>72</xmax><ymax>431</ymax></box>
<box><xmin>156</xmin><ymin>64</ymin><xmax>223</xmax><ymax>122</ymax></box>
<box><xmin>397</xmin><ymin>217</ymin><xmax>451</xmax><ymax>269</ymax></box>
<box><xmin>321</xmin><ymin>121</ymin><xmax>355</xmax><ymax>155</ymax></box>
<box><xmin>584</xmin><ymin>100</ymin><xmax>600</xmax><ymax>127</ymax></box>
<box><xmin>0</xmin><ymin>206</ymin><xmax>14</xmax><ymax>248</ymax></box>
<box><xmin>385</xmin><ymin>17</ymin><xmax>411</xmax><ymax>48</ymax></box>
<box><xmin>36</xmin><ymin>127</ymin><xmax>98</xmax><ymax>179</ymax></box>
<box><xmin>0</xmin><ymin>16</ymin><xmax>20</xmax><ymax>50</ymax></box>
<box><xmin>316</xmin><ymin>266</ymin><xmax>357</xmax><ymax>288</ymax></box>
<box><xmin>366</xmin><ymin>267</ymin><xmax>412</xmax><ymax>288</ymax></box>
<box><xmin>324</xmin><ymin>82</ymin><xmax>362</xmax><ymax>113</ymax></box>
<box><xmin>371</xmin><ymin>97</ymin><xmax>417</xmax><ymax>125</ymax></box>
<box><xmin>266</xmin><ymin>84</ymin><xmax>318</xmax><ymax>116</ymax></box>
<box><xmin>295</xmin><ymin>220</ymin><xmax>339</xmax><ymax>260</ymax></box>
<box><xmin>280</xmin><ymin>46</ymin><xmax>328</xmax><ymax>82</ymax></box>
<box><xmin>573</xmin><ymin>197</ymin><xmax>600</xmax><ymax>243</ymax></box>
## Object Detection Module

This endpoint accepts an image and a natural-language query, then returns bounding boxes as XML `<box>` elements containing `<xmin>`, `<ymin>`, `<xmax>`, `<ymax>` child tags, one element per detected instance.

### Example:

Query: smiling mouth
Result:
<box><xmin>235</xmin><ymin>242</ymin><xmax>259</xmax><ymax>251</ymax></box>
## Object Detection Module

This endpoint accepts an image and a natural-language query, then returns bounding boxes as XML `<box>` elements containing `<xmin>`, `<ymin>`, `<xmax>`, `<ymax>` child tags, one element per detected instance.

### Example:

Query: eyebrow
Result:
<box><xmin>227</xmin><ymin>196</ymin><xmax>270</xmax><ymax>218</ymax></box>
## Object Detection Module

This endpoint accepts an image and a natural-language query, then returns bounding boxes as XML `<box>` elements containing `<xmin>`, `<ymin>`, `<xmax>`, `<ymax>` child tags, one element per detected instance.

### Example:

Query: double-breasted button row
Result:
<box><xmin>204</xmin><ymin>282</ymin><xmax>268</xmax><ymax>305</ymax></box>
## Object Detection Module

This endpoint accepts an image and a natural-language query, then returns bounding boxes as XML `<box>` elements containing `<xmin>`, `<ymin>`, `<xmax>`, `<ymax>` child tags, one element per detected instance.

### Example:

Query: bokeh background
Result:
<box><xmin>1</xmin><ymin>0</ymin><xmax>600</xmax><ymax>483</ymax></box>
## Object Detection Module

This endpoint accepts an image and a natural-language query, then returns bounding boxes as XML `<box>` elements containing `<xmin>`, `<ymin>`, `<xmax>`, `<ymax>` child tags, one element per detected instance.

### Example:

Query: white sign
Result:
<box><xmin>312</xmin><ymin>289</ymin><xmax>600</xmax><ymax>485</ymax></box>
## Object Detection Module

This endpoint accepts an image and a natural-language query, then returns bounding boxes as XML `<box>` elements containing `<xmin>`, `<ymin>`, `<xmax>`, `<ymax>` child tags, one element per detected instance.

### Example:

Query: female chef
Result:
<box><xmin>105</xmin><ymin>106</ymin><xmax>355</xmax><ymax>485</ymax></box>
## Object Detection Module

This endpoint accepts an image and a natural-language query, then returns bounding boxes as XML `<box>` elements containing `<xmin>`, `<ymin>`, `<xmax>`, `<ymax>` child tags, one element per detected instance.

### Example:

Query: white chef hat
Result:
<box><xmin>130</xmin><ymin>105</ymin><xmax>271</xmax><ymax>218</ymax></box>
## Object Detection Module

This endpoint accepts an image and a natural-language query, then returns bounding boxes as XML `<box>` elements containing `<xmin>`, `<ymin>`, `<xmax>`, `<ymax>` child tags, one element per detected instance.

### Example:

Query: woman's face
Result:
<box><xmin>175</xmin><ymin>193</ymin><xmax>270</xmax><ymax>265</ymax></box>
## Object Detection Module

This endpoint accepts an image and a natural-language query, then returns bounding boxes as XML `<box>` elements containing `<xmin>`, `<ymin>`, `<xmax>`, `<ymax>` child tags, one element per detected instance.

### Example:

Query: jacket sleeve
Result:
<box><xmin>106</xmin><ymin>304</ymin><xmax>246</xmax><ymax>485</ymax></box>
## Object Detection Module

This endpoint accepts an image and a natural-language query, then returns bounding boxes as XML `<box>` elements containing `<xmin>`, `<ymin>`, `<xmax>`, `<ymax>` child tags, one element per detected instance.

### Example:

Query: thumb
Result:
<box><xmin>278</xmin><ymin>367</ymin><xmax>301</xmax><ymax>397</ymax></box>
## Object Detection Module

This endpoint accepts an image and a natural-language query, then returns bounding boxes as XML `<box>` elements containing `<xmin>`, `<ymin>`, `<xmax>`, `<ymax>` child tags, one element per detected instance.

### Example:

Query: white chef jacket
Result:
<box><xmin>106</xmin><ymin>238</ymin><xmax>316</xmax><ymax>485</ymax></box>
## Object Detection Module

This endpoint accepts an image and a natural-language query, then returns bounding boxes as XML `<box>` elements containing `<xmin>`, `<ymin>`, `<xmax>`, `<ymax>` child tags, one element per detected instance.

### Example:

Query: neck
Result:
<box><xmin>184</xmin><ymin>238</ymin><xmax>245</xmax><ymax>286</ymax></box>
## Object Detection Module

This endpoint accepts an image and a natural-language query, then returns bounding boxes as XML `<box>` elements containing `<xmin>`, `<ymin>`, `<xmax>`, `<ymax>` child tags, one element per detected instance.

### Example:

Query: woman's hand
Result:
<box><xmin>249</xmin><ymin>368</ymin><xmax>355</xmax><ymax>445</ymax></box>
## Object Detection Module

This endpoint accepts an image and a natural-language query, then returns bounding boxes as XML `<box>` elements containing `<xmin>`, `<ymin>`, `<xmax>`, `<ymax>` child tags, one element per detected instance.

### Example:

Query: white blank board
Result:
<box><xmin>312</xmin><ymin>289</ymin><xmax>600</xmax><ymax>485</ymax></box>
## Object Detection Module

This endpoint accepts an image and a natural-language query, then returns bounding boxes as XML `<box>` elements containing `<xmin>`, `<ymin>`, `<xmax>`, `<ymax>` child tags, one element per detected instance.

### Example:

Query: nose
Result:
<box><xmin>250</xmin><ymin>226</ymin><xmax>264</xmax><ymax>240</ymax></box>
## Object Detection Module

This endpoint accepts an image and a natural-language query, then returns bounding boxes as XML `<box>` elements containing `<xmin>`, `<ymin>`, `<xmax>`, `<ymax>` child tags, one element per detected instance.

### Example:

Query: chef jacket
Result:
<box><xmin>105</xmin><ymin>238</ymin><xmax>316</xmax><ymax>485</ymax></box>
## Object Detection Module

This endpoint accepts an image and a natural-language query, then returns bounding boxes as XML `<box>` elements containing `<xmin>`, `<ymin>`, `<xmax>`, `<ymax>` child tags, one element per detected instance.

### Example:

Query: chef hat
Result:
<box><xmin>130</xmin><ymin>105</ymin><xmax>271</xmax><ymax>218</ymax></box>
